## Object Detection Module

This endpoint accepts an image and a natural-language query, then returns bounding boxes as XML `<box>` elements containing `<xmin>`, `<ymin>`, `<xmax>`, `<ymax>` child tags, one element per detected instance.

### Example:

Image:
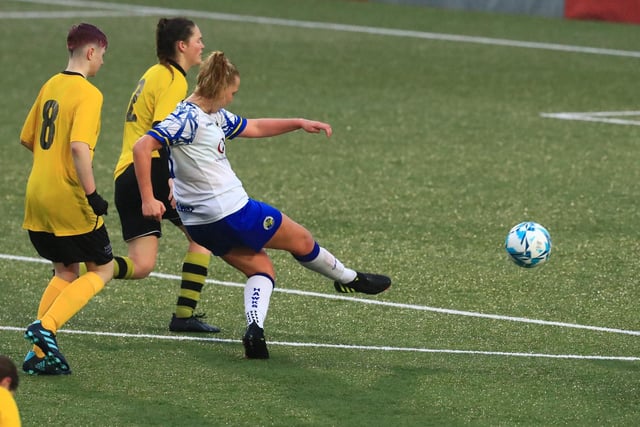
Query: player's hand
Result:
<box><xmin>141</xmin><ymin>198</ymin><xmax>166</xmax><ymax>222</ymax></box>
<box><xmin>86</xmin><ymin>191</ymin><xmax>108</xmax><ymax>216</ymax></box>
<box><xmin>168</xmin><ymin>178</ymin><xmax>177</xmax><ymax>210</ymax></box>
<box><xmin>301</xmin><ymin>120</ymin><xmax>332</xmax><ymax>137</ymax></box>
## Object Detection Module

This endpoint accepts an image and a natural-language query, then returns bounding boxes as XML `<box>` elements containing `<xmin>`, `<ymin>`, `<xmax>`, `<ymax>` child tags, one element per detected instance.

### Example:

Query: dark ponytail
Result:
<box><xmin>156</xmin><ymin>17</ymin><xmax>195</xmax><ymax>66</ymax></box>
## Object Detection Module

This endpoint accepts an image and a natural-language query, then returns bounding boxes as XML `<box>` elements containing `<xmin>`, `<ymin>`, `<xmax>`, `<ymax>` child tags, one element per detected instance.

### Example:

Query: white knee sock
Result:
<box><xmin>244</xmin><ymin>274</ymin><xmax>274</xmax><ymax>328</ymax></box>
<box><xmin>297</xmin><ymin>244</ymin><xmax>357</xmax><ymax>284</ymax></box>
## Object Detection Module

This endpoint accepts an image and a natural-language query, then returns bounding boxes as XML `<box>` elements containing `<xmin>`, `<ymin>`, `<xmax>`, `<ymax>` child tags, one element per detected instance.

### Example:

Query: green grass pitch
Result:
<box><xmin>0</xmin><ymin>0</ymin><xmax>639</xmax><ymax>425</ymax></box>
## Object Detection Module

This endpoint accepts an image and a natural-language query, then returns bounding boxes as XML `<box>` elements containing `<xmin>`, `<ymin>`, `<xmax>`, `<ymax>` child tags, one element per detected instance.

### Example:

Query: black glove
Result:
<box><xmin>86</xmin><ymin>191</ymin><xmax>108</xmax><ymax>216</ymax></box>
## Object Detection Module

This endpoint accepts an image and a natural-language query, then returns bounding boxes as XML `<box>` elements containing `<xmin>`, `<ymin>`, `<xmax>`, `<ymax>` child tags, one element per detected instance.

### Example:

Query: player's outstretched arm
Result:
<box><xmin>241</xmin><ymin>118</ymin><xmax>332</xmax><ymax>139</ymax></box>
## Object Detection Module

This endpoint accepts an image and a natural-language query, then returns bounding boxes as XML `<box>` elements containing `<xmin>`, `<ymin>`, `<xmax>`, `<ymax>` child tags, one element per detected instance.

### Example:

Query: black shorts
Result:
<box><xmin>29</xmin><ymin>225</ymin><xmax>113</xmax><ymax>266</ymax></box>
<box><xmin>114</xmin><ymin>159</ymin><xmax>182</xmax><ymax>242</ymax></box>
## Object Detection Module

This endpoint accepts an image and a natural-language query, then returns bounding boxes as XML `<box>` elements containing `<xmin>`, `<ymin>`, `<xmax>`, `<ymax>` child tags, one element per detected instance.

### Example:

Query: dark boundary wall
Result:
<box><xmin>370</xmin><ymin>0</ymin><xmax>564</xmax><ymax>18</ymax></box>
<box><xmin>370</xmin><ymin>0</ymin><xmax>640</xmax><ymax>24</ymax></box>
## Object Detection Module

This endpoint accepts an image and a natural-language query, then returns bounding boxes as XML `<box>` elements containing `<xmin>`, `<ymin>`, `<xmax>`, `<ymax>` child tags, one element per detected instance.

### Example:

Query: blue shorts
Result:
<box><xmin>185</xmin><ymin>199</ymin><xmax>283</xmax><ymax>256</ymax></box>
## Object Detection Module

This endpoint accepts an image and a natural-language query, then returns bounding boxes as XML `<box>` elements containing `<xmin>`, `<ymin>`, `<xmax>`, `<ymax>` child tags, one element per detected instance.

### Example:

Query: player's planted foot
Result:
<box><xmin>334</xmin><ymin>272</ymin><xmax>391</xmax><ymax>295</ymax></box>
<box><xmin>24</xmin><ymin>320</ymin><xmax>70</xmax><ymax>372</ymax></box>
<box><xmin>169</xmin><ymin>313</ymin><xmax>221</xmax><ymax>333</ymax></box>
<box><xmin>22</xmin><ymin>350</ymin><xmax>72</xmax><ymax>376</ymax></box>
<box><xmin>243</xmin><ymin>322</ymin><xmax>269</xmax><ymax>359</ymax></box>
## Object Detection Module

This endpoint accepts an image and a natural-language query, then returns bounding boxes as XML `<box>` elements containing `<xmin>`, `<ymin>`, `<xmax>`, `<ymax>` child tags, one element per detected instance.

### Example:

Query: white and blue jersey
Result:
<box><xmin>148</xmin><ymin>101</ymin><xmax>283</xmax><ymax>256</ymax></box>
<box><xmin>148</xmin><ymin>101</ymin><xmax>248</xmax><ymax>225</ymax></box>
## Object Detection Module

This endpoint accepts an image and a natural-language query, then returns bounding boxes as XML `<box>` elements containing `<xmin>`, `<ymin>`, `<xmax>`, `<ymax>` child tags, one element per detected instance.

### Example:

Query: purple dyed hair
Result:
<box><xmin>67</xmin><ymin>23</ymin><xmax>108</xmax><ymax>52</ymax></box>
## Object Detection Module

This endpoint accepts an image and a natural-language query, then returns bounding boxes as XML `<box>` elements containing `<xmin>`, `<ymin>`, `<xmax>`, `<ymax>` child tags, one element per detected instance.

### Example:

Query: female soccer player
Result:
<box><xmin>20</xmin><ymin>23</ymin><xmax>113</xmax><ymax>374</ymax></box>
<box><xmin>113</xmin><ymin>17</ymin><xmax>218</xmax><ymax>332</ymax></box>
<box><xmin>132</xmin><ymin>51</ymin><xmax>391</xmax><ymax>359</ymax></box>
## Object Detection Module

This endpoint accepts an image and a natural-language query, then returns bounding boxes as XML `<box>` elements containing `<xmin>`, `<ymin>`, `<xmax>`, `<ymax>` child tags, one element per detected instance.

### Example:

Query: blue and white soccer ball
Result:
<box><xmin>505</xmin><ymin>221</ymin><xmax>552</xmax><ymax>268</ymax></box>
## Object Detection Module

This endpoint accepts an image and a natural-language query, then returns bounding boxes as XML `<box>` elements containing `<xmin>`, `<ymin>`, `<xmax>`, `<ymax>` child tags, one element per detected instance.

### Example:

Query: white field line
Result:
<box><xmin>7</xmin><ymin>0</ymin><xmax>640</xmax><ymax>59</ymax></box>
<box><xmin>2</xmin><ymin>253</ymin><xmax>640</xmax><ymax>340</ymax></box>
<box><xmin>0</xmin><ymin>326</ymin><xmax>637</xmax><ymax>361</ymax></box>
<box><xmin>541</xmin><ymin>111</ymin><xmax>640</xmax><ymax>126</ymax></box>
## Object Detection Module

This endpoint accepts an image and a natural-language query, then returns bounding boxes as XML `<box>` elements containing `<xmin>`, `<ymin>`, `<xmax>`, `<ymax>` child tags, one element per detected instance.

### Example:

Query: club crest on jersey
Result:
<box><xmin>263</xmin><ymin>216</ymin><xmax>275</xmax><ymax>230</ymax></box>
<box><xmin>217</xmin><ymin>139</ymin><xmax>225</xmax><ymax>154</ymax></box>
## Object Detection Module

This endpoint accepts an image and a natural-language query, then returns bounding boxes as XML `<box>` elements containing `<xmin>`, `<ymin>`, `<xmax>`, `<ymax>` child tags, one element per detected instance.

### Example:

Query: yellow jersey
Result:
<box><xmin>20</xmin><ymin>71</ymin><xmax>104</xmax><ymax>236</ymax></box>
<box><xmin>0</xmin><ymin>388</ymin><xmax>21</xmax><ymax>427</ymax></box>
<box><xmin>113</xmin><ymin>62</ymin><xmax>187</xmax><ymax>179</ymax></box>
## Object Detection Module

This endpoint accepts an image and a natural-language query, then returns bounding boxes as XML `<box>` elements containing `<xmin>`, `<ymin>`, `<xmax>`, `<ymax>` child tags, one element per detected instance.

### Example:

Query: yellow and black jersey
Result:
<box><xmin>0</xmin><ymin>387</ymin><xmax>20</xmax><ymax>427</ymax></box>
<box><xmin>113</xmin><ymin>61</ymin><xmax>187</xmax><ymax>179</ymax></box>
<box><xmin>20</xmin><ymin>71</ymin><xmax>104</xmax><ymax>236</ymax></box>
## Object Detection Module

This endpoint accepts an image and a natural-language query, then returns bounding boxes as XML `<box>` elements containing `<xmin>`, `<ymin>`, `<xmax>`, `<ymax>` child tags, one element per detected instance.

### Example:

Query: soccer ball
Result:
<box><xmin>505</xmin><ymin>221</ymin><xmax>552</xmax><ymax>268</ymax></box>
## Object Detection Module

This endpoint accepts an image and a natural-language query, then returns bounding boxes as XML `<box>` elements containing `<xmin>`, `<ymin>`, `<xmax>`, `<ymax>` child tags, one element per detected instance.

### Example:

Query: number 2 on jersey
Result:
<box><xmin>125</xmin><ymin>79</ymin><xmax>146</xmax><ymax>123</ymax></box>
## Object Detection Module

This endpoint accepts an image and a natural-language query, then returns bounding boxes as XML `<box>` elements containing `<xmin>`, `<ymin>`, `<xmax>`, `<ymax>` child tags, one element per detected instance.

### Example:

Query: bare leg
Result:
<box><xmin>125</xmin><ymin>235</ymin><xmax>159</xmax><ymax>279</ymax></box>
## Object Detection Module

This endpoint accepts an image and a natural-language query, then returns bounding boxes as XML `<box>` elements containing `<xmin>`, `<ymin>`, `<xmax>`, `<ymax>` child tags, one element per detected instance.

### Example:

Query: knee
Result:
<box><xmin>287</xmin><ymin>228</ymin><xmax>315</xmax><ymax>257</ymax></box>
<box><xmin>85</xmin><ymin>261</ymin><xmax>114</xmax><ymax>285</ymax></box>
<box><xmin>293</xmin><ymin>235</ymin><xmax>317</xmax><ymax>258</ymax></box>
<box><xmin>130</xmin><ymin>256</ymin><xmax>155</xmax><ymax>279</ymax></box>
<box><xmin>95</xmin><ymin>263</ymin><xmax>114</xmax><ymax>286</ymax></box>
<box><xmin>301</xmin><ymin>233</ymin><xmax>315</xmax><ymax>252</ymax></box>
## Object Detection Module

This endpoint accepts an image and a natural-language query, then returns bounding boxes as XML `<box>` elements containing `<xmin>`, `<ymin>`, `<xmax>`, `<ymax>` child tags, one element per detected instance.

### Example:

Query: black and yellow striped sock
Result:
<box><xmin>113</xmin><ymin>256</ymin><xmax>135</xmax><ymax>279</ymax></box>
<box><xmin>80</xmin><ymin>256</ymin><xmax>133</xmax><ymax>279</ymax></box>
<box><xmin>175</xmin><ymin>252</ymin><xmax>210</xmax><ymax>318</ymax></box>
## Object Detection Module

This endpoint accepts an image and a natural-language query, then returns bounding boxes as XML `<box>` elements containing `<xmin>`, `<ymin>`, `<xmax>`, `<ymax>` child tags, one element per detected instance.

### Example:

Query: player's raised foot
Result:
<box><xmin>243</xmin><ymin>322</ymin><xmax>269</xmax><ymax>359</ymax></box>
<box><xmin>24</xmin><ymin>320</ymin><xmax>70</xmax><ymax>372</ymax></box>
<box><xmin>334</xmin><ymin>272</ymin><xmax>391</xmax><ymax>295</ymax></box>
<box><xmin>169</xmin><ymin>313</ymin><xmax>221</xmax><ymax>333</ymax></box>
<box><xmin>22</xmin><ymin>350</ymin><xmax>71</xmax><ymax>376</ymax></box>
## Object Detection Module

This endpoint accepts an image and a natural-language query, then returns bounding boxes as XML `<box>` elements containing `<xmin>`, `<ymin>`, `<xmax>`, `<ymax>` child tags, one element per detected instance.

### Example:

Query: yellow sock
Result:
<box><xmin>34</xmin><ymin>276</ymin><xmax>70</xmax><ymax>358</ymax></box>
<box><xmin>40</xmin><ymin>272</ymin><xmax>105</xmax><ymax>333</ymax></box>
<box><xmin>37</xmin><ymin>276</ymin><xmax>70</xmax><ymax>318</ymax></box>
<box><xmin>175</xmin><ymin>252</ymin><xmax>210</xmax><ymax>318</ymax></box>
<box><xmin>113</xmin><ymin>256</ymin><xmax>135</xmax><ymax>279</ymax></box>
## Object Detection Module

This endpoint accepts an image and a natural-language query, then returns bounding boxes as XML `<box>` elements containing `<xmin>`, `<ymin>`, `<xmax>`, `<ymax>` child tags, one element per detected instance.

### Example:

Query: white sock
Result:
<box><xmin>298</xmin><ymin>245</ymin><xmax>357</xmax><ymax>284</ymax></box>
<box><xmin>244</xmin><ymin>274</ymin><xmax>274</xmax><ymax>329</ymax></box>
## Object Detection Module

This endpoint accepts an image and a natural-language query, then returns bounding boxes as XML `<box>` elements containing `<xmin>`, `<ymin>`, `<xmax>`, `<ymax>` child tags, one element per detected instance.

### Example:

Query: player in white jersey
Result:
<box><xmin>132</xmin><ymin>51</ymin><xmax>391</xmax><ymax>359</ymax></box>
